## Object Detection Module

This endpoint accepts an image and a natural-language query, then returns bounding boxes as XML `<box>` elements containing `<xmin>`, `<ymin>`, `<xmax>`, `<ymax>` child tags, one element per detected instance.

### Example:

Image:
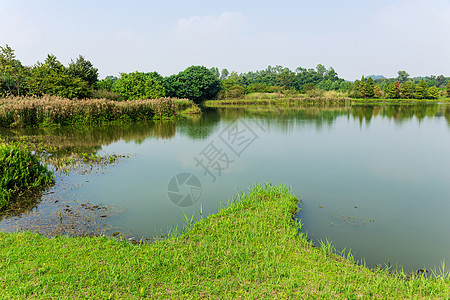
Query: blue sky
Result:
<box><xmin>1</xmin><ymin>0</ymin><xmax>449</xmax><ymax>79</ymax></box>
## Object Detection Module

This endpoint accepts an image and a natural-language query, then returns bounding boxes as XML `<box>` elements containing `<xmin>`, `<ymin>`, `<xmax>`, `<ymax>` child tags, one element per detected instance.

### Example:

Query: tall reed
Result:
<box><xmin>0</xmin><ymin>96</ymin><xmax>183</xmax><ymax>128</ymax></box>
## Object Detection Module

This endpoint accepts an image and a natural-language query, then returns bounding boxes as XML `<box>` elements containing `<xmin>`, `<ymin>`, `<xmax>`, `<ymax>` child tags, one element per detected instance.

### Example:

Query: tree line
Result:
<box><xmin>0</xmin><ymin>45</ymin><xmax>220</xmax><ymax>103</ymax></box>
<box><xmin>2</xmin><ymin>44</ymin><xmax>450</xmax><ymax>101</ymax></box>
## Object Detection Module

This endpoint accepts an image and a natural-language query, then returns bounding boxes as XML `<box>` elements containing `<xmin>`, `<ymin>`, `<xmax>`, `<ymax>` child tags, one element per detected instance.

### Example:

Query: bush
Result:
<box><xmin>0</xmin><ymin>142</ymin><xmax>54</xmax><ymax>210</ymax></box>
<box><xmin>165</xmin><ymin>66</ymin><xmax>221</xmax><ymax>103</ymax></box>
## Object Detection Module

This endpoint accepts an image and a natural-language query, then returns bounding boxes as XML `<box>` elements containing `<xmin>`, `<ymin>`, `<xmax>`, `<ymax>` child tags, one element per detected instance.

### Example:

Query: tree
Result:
<box><xmin>373</xmin><ymin>85</ymin><xmax>382</xmax><ymax>98</ymax></box>
<box><xmin>365</xmin><ymin>77</ymin><xmax>375</xmax><ymax>98</ymax></box>
<box><xmin>400</xmin><ymin>81</ymin><xmax>415</xmax><ymax>99</ymax></box>
<box><xmin>428</xmin><ymin>86</ymin><xmax>439</xmax><ymax>99</ymax></box>
<box><xmin>386</xmin><ymin>83</ymin><xmax>397</xmax><ymax>99</ymax></box>
<box><xmin>447</xmin><ymin>81</ymin><xmax>450</xmax><ymax>98</ymax></box>
<box><xmin>316</xmin><ymin>64</ymin><xmax>327</xmax><ymax>77</ymax></box>
<box><xmin>209</xmin><ymin>67</ymin><xmax>220</xmax><ymax>79</ymax></box>
<box><xmin>220</xmin><ymin>69</ymin><xmax>229</xmax><ymax>80</ymax></box>
<box><xmin>414</xmin><ymin>79</ymin><xmax>428</xmax><ymax>99</ymax></box>
<box><xmin>165</xmin><ymin>66</ymin><xmax>221</xmax><ymax>103</ymax></box>
<box><xmin>358</xmin><ymin>76</ymin><xmax>367</xmax><ymax>98</ymax></box>
<box><xmin>396</xmin><ymin>70</ymin><xmax>409</xmax><ymax>84</ymax></box>
<box><xmin>67</xmin><ymin>55</ymin><xmax>99</xmax><ymax>87</ymax></box>
<box><xmin>97</xmin><ymin>76</ymin><xmax>118</xmax><ymax>91</ymax></box>
<box><xmin>0</xmin><ymin>44</ymin><xmax>29</xmax><ymax>96</ymax></box>
<box><xmin>29</xmin><ymin>54</ymin><xmax>90</xmax><ymax>99</ymax></box>
<box><xmin>112</xmin><ymin>71</ymin><xmax>165</xmax><ymax>100</ymax></box>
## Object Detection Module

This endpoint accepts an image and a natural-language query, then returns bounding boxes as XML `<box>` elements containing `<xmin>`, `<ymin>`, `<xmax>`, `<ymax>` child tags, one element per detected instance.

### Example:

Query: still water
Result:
<box><xmin>1</xmin><ymin>104</ymin><xmax>449</xmax><ymax>273</ymax></box>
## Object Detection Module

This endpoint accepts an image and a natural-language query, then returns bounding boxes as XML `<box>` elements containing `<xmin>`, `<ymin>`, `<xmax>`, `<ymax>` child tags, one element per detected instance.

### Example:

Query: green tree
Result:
<box><xmin>359</xmin><ymin>76</ymin><xmax>367</xmax><ymax>98</ymax></box>
<box><xmin>316</xmin><ymin>64</ymin><xmax>327</xmax><ymax>77</ymax></box>
<box><xmin>209</xmin><ymin>67</ymin><xmax>220</xmax><ymax>79</ymax></box>
<box><xmin>396</xmin><ymin>70</ymin><xmax>409</xmax><ymax>84</ymax></box>
<box><xmin>399</xmin><ymin>81</ymin><xmax>415</xmax><ymax>99</ymax></box>
<box><xmin>97</xmin><ymin>76</ymin><xmax>118</xmax><ymax>91</ymax></box>
<box><xmin>112</xmin><ymin>71</ymin><xmax>165</xmax><ymax>100</ymax></box>
<box><xmin>165</xmin><ymin>66</ymin><xmax>221</xmax><ymax>103</ymax></box>
<box><xmin>447</xmin><ymin>81</ymin><xmax>450</xmax><ymax>98</ymax></box>
<box><xmin>414</xmin><ymin>79</ymin><xmax>428</xmax><ymax>99</ymax></box>
<box><xmin>220</xmin><ymin>69</ymin><xmax>229</xmax><ymax>80</ymax></box>
<box><xmin>67</xmin><ymin>55</ymin><xmax>99</xmax><ymax>87</ymax></box>
<box><xmin>373</xmin><ymin>85</ymin><xmax>382</xmax><ymax>98</ymax></box>
<box><xmin>386</xmin><ymin>83</ymin><xmax>397</xmax><ymax>99</ymax></box>
<box><xmin>428</xmin><ymin>86</ymin><xmax>439</xmax><ymax>99</ymax></box>
<box><xmin>0</xmin><ymin>44</ymin><xmax>29</xmax><ymax>96</ymax></box>
<box><xmin>29</xmin><ymin>54</ymin><xmax>90</xmax><ymax>99</ymax></box>
<box><xmin>365</xmin><ymin>77</ymin><xmax>375</xmax><ymax>98</ymax></box>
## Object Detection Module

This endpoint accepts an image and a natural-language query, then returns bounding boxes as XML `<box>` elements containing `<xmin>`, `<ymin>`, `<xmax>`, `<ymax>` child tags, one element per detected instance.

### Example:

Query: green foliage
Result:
<box><xmin>166</xmin><ymin>66</ymin><xmax>221</xmax><ymax>103</ymax></box>
<box><xmin>112</xmin><ymin>71</ymin><xmax>166</xmax><ymax>100</ymax></box>
<box><xmin>96</xmin><ymin>76</ymin><xmax>117</xmax><ymax>91</ymax></box>
<box><xmin>428</xmin><ymin>86</ymin><xmax>439</xmax><ymax>99</ymax></box>
<box><xmin>365</xmin><ymin>77</ymin><xmax>375</xmax><ymax>98</ymax></box>
<box><xmin>0</xmin><ymin>44</ymin><xmax>29</xmax><ymax>97</ymax></box>
<box><xmin>399</xmin><ymin>81</ymin><xmax>415</xmax><ymax>99</ymax></box>
<box><xmin>386</xmin><ymin>83</ymin><xmax>397</xmax><ymax>99</ymax></box>
<box><xmin>29</xmin><ymin>54</ymin><xmax>90</xmax><ymax>99</ymax></box>
<box><xmin>396</xmin><ymin>70</ymin><xmax>409</xmax><ymax>84</ymax></box>
<box><xmin>415</xmin><ymin>79</ymin><xmax>428</xmax><ymax>99</ymax></box>
<box><xmin>373</xmin><ymin>85</ymin><xmax>382</xmax><ymax>98</ymax></box>
<box><xmin>0</xmin><ymin>142</ymin><xmax>54</xmax><ymax>210</ymax></box>
<box><xmin>447</xmin><ymin>82</ymin><xmax>450</xmax><ymax>98</ymax></box>
<box><xmin>67</xmin><ymin>55</ymin><xmax>98</xmax><ymax>87</ymax></box>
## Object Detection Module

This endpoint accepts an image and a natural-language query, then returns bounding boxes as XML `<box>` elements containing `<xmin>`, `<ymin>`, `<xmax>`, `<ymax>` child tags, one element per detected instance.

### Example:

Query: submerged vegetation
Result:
<box><xmin>0</xmin><ymin>141</ymin><xmax>54</xmax><ymax>210</ymax></box>
<box><xmin>0</xmin><ymin>184</ymin><xmax>448</xmax><ymax>298</ymax></box>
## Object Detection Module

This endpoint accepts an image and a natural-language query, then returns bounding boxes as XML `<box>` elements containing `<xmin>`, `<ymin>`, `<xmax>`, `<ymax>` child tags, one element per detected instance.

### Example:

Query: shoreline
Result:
<box><xmin>0</xmin><ymin>183</ymin><xmax>448</xmax><ymax>298</ymax></box>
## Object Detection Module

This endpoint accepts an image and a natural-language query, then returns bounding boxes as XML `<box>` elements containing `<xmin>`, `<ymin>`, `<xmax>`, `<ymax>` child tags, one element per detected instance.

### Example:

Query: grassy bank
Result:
<box><xmin>0</xmin><ymin>141</ymin><xmax>54</xmax><ymax>210</ymax></box>
<box><xmin>0</xmin><ymin>184</ymin><xmax>448</xmax><ymax>299</ymax></box>
<box><xmin>0</xmin><ymin>96</ymin><xmax>198</xmax><ymax>128</ymax></box>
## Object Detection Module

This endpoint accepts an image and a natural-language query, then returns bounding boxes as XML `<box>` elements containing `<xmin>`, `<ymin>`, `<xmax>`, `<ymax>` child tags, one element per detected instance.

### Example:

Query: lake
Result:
<box><xmin>1</xmin><ymin>103</ymin><xmax>449</xmax><ymax>273</ymax></box>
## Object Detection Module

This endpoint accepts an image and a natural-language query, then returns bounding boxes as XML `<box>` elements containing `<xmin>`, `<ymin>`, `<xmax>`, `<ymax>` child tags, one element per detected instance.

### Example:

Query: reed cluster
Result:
<box><xmin>0</xmin><ymin>96</ymin><xmax>183</xmax><ymax>127</ymax></box>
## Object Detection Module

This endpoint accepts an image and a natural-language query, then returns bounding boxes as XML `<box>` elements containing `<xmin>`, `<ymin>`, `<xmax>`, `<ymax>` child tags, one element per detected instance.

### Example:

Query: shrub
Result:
<box><xmin>0</xmin><ymin>142</ymin><xmax>54</xmax><ymax>210</ymax></box>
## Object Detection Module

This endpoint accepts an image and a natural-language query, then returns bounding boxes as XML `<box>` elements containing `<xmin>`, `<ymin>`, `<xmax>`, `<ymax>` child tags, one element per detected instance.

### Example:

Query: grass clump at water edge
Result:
<box><xmin>0</xmin><ymin>141</ymin><xmax>54</xmax><ymax>211</ymax></box>
<box><xmin>0</xmin><ymin>183</ymin><xmax>449</xmax><ymax>298</ymax></box>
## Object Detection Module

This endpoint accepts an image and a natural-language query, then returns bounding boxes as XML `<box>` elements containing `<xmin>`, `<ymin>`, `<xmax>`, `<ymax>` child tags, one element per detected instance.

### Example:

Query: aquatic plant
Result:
<box><xmin>0</xmin><ymin>141</ymin><xmax>54</xmax><ymax>210</ymax></box>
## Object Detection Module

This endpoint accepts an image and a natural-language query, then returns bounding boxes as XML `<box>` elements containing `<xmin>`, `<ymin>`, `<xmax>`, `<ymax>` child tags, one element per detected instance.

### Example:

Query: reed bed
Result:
<box><xmin>0</xmin><ymin>96</ymin><xmax>184</xmax><ymax>128</ymax></box>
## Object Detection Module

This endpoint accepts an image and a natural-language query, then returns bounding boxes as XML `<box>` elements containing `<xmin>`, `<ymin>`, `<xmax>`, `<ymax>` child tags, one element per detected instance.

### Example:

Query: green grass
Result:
<box><xmin>0</xmin><ymin>183</ymin><xmax>449</xmax><ymax>299</ymax></box>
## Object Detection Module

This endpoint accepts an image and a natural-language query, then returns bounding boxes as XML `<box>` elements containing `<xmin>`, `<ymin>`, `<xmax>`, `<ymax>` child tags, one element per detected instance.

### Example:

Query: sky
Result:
<box><xmin>1</xmin><ymin>0</ymin><xmax>450</xmax><ymax>80</ymax></box>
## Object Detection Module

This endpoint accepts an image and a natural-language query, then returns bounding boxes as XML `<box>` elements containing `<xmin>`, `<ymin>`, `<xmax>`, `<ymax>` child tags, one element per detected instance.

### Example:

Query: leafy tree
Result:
<box><xmin>96</xmin><ymin>76</ymin><xmax>118</xmax><ymax>91</ymax></box>
<box><xmin>352</xmin><ymin>80</ymin><xmax>361</xmax><ymax>98</ymax></box>
<box><xmin>400</xmin><ymin>81</ymin><xmax>415</xmax><ymax>99</ymax></box>
<box><xmin>373</xmin><ymin>85</ymin><xmax>382</xmax><ymax>98</ymax></box>
<box><xmin>316</xmin><ymin>64</ymin><xmax>327</xmax><ymax>77</ymax></box>
<box><xmin>165</xmin><ymin>66</ymin><xmax>221</xmax><ymax>102</ymax></box>
<box><xmin>67</xmin><ymin>55</ymin><xmax>99</xmax><ymax>87</ymax></box>
<box><xmin>428</xmin><ymin>86</ymin><xmax>439</xmax><ymax>99</ymax></box>
<box><xmin>394</xmin><ymin>82</ymin><xmax>400</xmax><ymax>98</ymax></box>
<box><xmin>396</xmin><ymin>71</ymin><xmax>409</xmax><ymax>84</ymax></box>
<box><xmin>365</xmin><ymin>77</ymin><xmax>375</xmax><ymax>98</ymax></box>
<box><xmin>414</xmin><ymin>79</ymin><xmax>428</xmax><ymax>99</ymax></box>
<box><xmin>209</xmin><ymin>67</ymin><xmax>220</xmax><ymax>79</ymax></box>
<box><xmin>112</xmin><ymin>71</ymin><xmax>165</xmax><ymax>100</ymax></box>
<box><xmin>447</xmin><ymin>81</ymin><xmax>450</xmax><ymax>98</ymax></box>
<box><xmin>220</xmin><ymin>69</ymin><xmax>229</xmax><ymax>80</ymax></box>
<box><xmin>29</xmin><ymin>54</ymin><xmax>90</xmax><ymax>99</ymax></box>
<box><xmin>358</xmin><ymin>76</ymin><xmax>367</xmax><ymax>98</ymax></box>
<box><xmin>436</xmin><ymin>75</ymin><xmax>446</xmax><ymax>88</ymax></box>
<box><xmin>0</xmin><ymin>44</ymin><xmax>29</xmax><ymax>96</ymax></box>
<box><xmin>386</xmin><ymin>83</ymin><xmax>397</xmax><ymax>99</ymax></box>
